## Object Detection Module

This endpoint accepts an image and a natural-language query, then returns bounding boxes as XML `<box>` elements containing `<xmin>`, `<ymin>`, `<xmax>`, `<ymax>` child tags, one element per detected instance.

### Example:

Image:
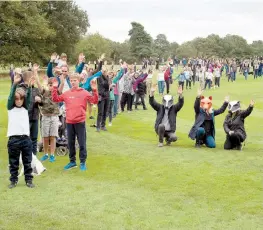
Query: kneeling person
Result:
<box><xmin>223</xmin><ymin>100</ymin><xmax>254</xmax><ymax>150</ymax></box>
<box><xmin>149</xmin><ymin>85</ymin><xmax>184</xmax><ymax>147</ymax></box>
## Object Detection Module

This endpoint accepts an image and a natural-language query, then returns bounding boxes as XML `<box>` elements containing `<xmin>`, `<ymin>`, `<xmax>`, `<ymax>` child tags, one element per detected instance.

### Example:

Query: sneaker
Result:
<box><xmin>89</xmin><ymin>116</ymin><xmax>94</xmax><ymax>120</ymax></box>
<box><xmin>101</xmin><ymin>127</ymin><xmax>108</xmax><ymax>131</ymax></box>
<box><xmin>64</xmin><ymin>162</ymin><xmax>77</xmax><ymax>170</ymax></box>
<box><xmin>8</xmin><ymin>181</ymin><xmax>17</xmax><ymax>189</ymax></box>
<box><xmin>109</xmin><ymin>123</ymin><xmax>112</xmax><ymax>126</ymax></box>
<box><xmin>166</xmin><ymin>141</ymin><xmax>171</xmax><ymax>146</ymax></box>
<box><xmin>96</xmin><ymin>128</ymin><xmax>100</xmax><ymax>132</ymax></box>
<box><xmin>26</xmin><ymin>181</ymin><xmax>35</xmax><ymax>188</ymax></box>
<box><xmin>158</xmin><ymin>143</ymin><xmax>163</xmax><ymax>147</ymax></box>
<box><xmin>49</xmin><ymin>155</ymin><xmax>55</xmax><ymax>163</ymax></box>
<box><xmin>80</xmin><ymin>162</ymin><xmax>87</xmax><ymax>171</ymax></box>
<box><xmin>195</xmin><ymin>142</ymin><xmax>201</xmax><ymax>148</ymax></box>
<box><xmin>40</xmin><ymin>154</ymin><xmax>49</xmax><ymax>161</ymax></box>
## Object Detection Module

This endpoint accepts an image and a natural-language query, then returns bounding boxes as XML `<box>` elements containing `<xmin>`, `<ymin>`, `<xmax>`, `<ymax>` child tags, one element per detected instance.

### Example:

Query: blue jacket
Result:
<box><xmin>175</xmin><ymin>73</ymin><xmax>186</xmax><ymax>82</ymax></box>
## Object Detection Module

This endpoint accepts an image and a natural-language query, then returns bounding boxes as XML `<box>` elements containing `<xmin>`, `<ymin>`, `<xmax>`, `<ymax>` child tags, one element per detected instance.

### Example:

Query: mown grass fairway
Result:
<box><xmin>0</xmin><ymin>71</ymin><xmax>263</xmax><ymax>230</ymax></box>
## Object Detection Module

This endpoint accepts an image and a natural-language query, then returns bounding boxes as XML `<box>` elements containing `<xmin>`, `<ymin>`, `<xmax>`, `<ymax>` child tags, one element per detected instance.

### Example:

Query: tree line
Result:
<box><xmin>1</xmin><ymin>1</ymin><xmax>263</xmax><ymax>67</ymax></box>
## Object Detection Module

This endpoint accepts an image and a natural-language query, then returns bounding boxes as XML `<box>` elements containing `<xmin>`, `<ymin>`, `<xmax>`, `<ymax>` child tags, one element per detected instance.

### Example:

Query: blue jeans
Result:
<box><xmin>113</xmin><ymin>94</ymin><xmax>119</xmax><ymax>116</ymax></box>
<box><xmin>196</xmin><ymin>127</ymin><xmax>216</xmax><ymax>148</ymax></box>
<box><xmin>158</xmin><ymin>81</ymin><xmax>165</xmax><ymax>94</ymax></box>
<box><xmin>67</xmin><ymin>122</ymin><xmax>87</xmax><ymax>163</ymax></box>
<box><xmin>204</xmin><ymin>79</ymin><xmax>211</xmax><ymax>89</ymax></box>
<box><xmin>243</xmin><ymin>71</ymin><xmax>248</xmax><ymax>80</ymax></box>
<box><xmin>231</xmin><ymin>71</ymin><xmax>236</xmax><ymax>81</ymax></box>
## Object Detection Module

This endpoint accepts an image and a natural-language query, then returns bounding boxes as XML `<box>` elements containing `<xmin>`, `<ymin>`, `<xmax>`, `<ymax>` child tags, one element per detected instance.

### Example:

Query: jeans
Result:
<box><xmin>67</xmin><ymin>122</ymin><xmax>87</xmax><ymax>163</ymax></box>
<box><xmin>186</xmin><ymin>79</ymin><xmax>191</xmax><ymax>89</ymax></box>
<box><xmin>196</xmin><ymin>127</ymin><xmax>215</xmax><ymax>148</ymax></box>
<box><xmin>179</xmin><ymin>81</ymin><xmax>184</xmax><ymax>90</ymax></box>
<box><xmin>243</xmin><ymin>71</ymin><xmax>248</xmax><ymax>80</ymax></box>
<box><xmin>113</xmin><ymin>94</ymin><xmax>119</xmax><ymax>116</ymax></box>
<box><xmin>8</xmin><ymin>136</ymin><xmax>33</xmax><ymax>182</ymax></box>
<box><xmin>254</xmin><ymin>69</ymin><xmax>258</xmax><ymax>79</ymax></box>
<box><xmin>158</xmin><ymin>81</ymin><xmax>165</xmax><ymax>94</ymax></box>
<box><xmin>29</xmin><ymin>120</ymin><xmax>38</xmax><ymax>155</ymax></box>
<box><xmin>97</xmin><ymin>98</ymin><xmax>109</xmax><ymax>128</ymax></box>
<box><xmin>204</xmin><ymin>79</ymin><xmax>211</xmax><ymax>89</ymax></box>
<box><xmin>231</xmin><ymin>71</ymin><xmax>236</xmax><ymax>81</ymax></box>
<box><xmin>107</xmin><ymin>100</ymin><xmax>114</xmax><ymax>122</ymax></box>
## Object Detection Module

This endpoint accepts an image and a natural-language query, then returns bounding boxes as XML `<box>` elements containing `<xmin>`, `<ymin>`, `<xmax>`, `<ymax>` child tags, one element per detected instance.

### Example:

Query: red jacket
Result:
<box><xmin>164</xmin><ymin>69</ymin><xmax>170</xmax><ymax>81</ymax></box>
<box><xmin>52</xmin><ymin>87</ymin><xmax>98</xmax><ymax>124</ymax></box>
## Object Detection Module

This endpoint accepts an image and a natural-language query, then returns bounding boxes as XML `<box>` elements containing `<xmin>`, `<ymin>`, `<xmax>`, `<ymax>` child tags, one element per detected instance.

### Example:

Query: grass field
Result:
<box><xmin>0</xmin><ymin>70</ymin><xmax>263</xmax><ymax>230</ymax></box>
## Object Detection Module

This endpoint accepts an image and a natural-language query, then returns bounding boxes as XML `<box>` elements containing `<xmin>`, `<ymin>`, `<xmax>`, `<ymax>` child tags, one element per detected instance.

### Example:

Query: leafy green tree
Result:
<box><xmin>153</xmin><ymin>34</ymin><xmax>170</xmax><ymax>59</ymax></box>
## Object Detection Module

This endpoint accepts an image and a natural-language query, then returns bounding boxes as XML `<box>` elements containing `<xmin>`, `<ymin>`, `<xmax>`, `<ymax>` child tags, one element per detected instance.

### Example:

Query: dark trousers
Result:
<box><xmin>215</xmin><ymin>77</ymin><xmax>220</xmax><ymax>87</ymax></box>
<box><xmin>157</xmin><ymin>124</ymin><xmax>177</xmax><ymax>143</ymax></box>
<box><xmin>113</xmin><ymin>94</ymin><xmax>119</xmax><ymax>116</ymax></box>
<box><xmin>29</xmin><ymin>120</ymin><xmax>38</xmax><ymax>155</ymax></box>
<box><xmin>107</xmin><ymin>100</ymin><xmax>114</xmax><ymax>122</ymax></box>
<box><xmin>97</xmin><ymin>98</ymin><xmax>109</xmax><ymax>128</ymax></box>
<box><xmin>179</xmin><ymin>81</ymin><xmax>184</xmax><ymax>90</ymax></box>
<box><xmin>165</xmin><ymin>79</ymin><xmax>170</xmax><ymax>94</ymax></box>
<box><xmin>135</xmin><ymin>93</ymin><xmax>146</xmax><ymax>109</ymax></box>
<box><xmin>224</xmin><ymin>133</ymin><xmax>243</xmax><ymax>150</ymax></box>
<box><xmin>8</xmin><ymin>136</ymin><xmax>33</xmax><ymax>183</ymax></box>
<box><xmin>192</xmin><ymin>75</ymin><xmax>196</xmax><ymax>85</ymax></box>
<box><xmin>67</xmin><ymin>122</ymin><xmax>87</xmax><ymax>163</ymax></box>
<box><xmin>58</xmin><ymin>115</ymin><xmax>66</xmax><ymax>138</ymax></box>
<box><xmin>186</xmin><ymin>80</ymin><xmax>191</xmax><ymax>89</ymax></box>
<box><xmin>121</xmin><ymin>93</ymin><xmax>133</xmax><ymax>111</ymax></box>
<box><xmin>204</xmin><ymin>79</ymin><xmax>211</xmax><ymax>89</ymax></box>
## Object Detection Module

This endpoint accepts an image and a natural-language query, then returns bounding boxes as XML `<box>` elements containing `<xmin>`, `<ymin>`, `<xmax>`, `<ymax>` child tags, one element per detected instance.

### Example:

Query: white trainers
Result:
<box><xmin>158</xmin><ymin>143</ymin><xmax>163</xmax><ymax>147</ymax></box>
<box><xmin>109</xmin><ymin>123</ymin><xmax>112</xmax><ymax>126</ymax></box>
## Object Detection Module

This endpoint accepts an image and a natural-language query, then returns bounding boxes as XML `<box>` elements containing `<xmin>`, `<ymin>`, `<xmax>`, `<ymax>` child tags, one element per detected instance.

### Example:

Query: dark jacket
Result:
<box><xmin>28</xmin><ymin>86</ymin><xmax>42</xmax><ymax>121</ymax></box>
<box><xmin>136</xmin><ymin>82</ymin><xmax>146</xmax><ymax>96</ymax></box>
<box><xmin>97</xmin><ymin>74</ymin><xmax>110</xmax><ymax>100</ymax></box>
<box><xmin>223</xmin><ymin>106</ymin><xmax>253</xmax><ymax>141</ymax></box>
<box><xmin>188</xmin><ymin>97</ymin><xmax>228</xmax><ymax>140</ymax></box>
<box><xmin>149</xmin><ymin>95</ymin><xmax>184</xmax><ymax>133</ymax></box>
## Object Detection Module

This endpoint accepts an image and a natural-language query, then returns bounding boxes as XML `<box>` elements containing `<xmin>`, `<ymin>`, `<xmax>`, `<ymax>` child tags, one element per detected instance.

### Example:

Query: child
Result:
<box><xmin>35</xmin><ymin>75</ymin><xmax>60</xmax><ymax>163</ymax></box>
<box><xmin>157</xmin><ymin>67</ymin><xmax>165</xmax><ymax>95</ymax></box>
<box><xmin>52</xmin><ymin>73</ymin><xmax>98</xmax><ymax>170</ymax></box>
<box><xmin>184</xmin><ymin>67</ymin><xmax>191</xmax><ymax>90</ymax></box>
<box><xmin>214</xmin><ymin>67</ymin><xmax>221</xmax><ymax>88</ymax></box>
<box><xmin>175</xmin><ymin>71</ymin><xmax>186</xmax><ymax>90</ymax></box>
<box><xmin>7</xmin><ymin>72</ymin><xmax>35</xmax><ymax>189</ymax></box>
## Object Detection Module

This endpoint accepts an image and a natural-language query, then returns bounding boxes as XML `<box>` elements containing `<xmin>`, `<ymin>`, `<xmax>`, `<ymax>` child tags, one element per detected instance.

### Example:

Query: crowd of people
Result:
<box><xmin>6</xmin><ymin>52</ymin><xmax>257</xmax><ymax>189</ymax></box>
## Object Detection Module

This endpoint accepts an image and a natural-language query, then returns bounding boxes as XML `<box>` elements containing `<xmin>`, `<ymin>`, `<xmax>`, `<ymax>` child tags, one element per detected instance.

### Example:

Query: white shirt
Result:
<box><xmin>157</xmin><ymin>73</ymin><xmax>164</xmax><ymax>81</ymax></box>
<box><xmin>147</xmin><ymin>74</ymin><xmax>153</xmax><ymax>79</ymax></box>
<box><xmin>206</xmin><ymin>72</ymin><xmax>214</xmax><ymax>81</ymax></box>
<box><xmin>7</xmin><ymin>107</ymin><xmax>30</xmax><ymax>137</ymax></box>
<box><xmin>62</xmin><ymin>79</ymin><xmax>70</xmax><ymax>93</ymax></box>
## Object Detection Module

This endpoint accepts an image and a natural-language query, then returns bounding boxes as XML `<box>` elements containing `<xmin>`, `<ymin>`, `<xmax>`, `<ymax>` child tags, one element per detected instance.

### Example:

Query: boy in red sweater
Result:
<box><xmin>52</xmin><ymin>73</ymin><xmax>98</xmax><ymax>170</ymax></box>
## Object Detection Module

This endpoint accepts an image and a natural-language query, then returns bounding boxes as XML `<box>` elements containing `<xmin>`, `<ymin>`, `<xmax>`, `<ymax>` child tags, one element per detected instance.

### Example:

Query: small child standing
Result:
<box><xmin>35</xmin><ymin>75</ymin><xmax>60</xmax><ymax>163</ymax></box>
<box><xmin>7</xmin><ymin>72</ymin><xmax>35</xmax><ymax>189</ymax></box>
<box><xmin>52</xmin><ymin>73</ymin><xmax>98</xmax><ymax>170</ymax></box>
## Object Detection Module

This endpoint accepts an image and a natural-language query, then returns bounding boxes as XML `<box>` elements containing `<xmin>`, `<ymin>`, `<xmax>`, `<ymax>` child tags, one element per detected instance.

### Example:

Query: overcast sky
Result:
<box><xmin>75</xmin><ymin>0</ymin><xmax>263</xmax><ymax>44</ymax></box>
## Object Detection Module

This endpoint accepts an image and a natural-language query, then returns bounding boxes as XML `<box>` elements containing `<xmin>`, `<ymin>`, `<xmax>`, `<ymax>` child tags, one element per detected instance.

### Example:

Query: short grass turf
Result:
<box><xmin>0</xmin><ymin>71</ymin><xmax>263</xmax><ymax>230</ymax></box>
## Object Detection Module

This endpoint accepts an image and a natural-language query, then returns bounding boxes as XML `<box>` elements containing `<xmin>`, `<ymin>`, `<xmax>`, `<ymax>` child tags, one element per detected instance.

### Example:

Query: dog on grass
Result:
<box><xmin>18</xmin><ymin>153</ymin><xmax>46</xmax><ymax>177</ymax></box>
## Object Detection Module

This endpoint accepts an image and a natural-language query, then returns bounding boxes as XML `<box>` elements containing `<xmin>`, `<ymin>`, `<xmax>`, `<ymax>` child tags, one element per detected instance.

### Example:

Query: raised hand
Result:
<box><xmin>50</xmin><ymin>52</ymin><xmax>57</xmax><ymax>62</ymax></box>
<box><xmin>14</xmin><ymin>68</ymin><xmax>22</xmax><ymax>75</ymax></box>
<box><xmin>13</xmin><ymin>74</ymin><xmax>22</xmax><ymax>85</ymax></box>
<box><xmin>78</xmin><ymin>53</ymin><xmax>85</xmax><ymax>63</ymax></box>
<box><xmin>197</xmin><ymin>88</ymin><xmax>203</xmax><ymax>97</ymax></box>
<box><xmin>250</xmin><ymin>99</ymin><xmax>255</xmax><ymax>106</ymax></box>
<box><xmin>35</xmin><ymin>96</ymin><xmax>41</xmax><ymax>103</ymax></box>
<box><xmin>99</xmin><ymin>53</ymin><xmax>105</xmax><ymax>61</ymax></box>
<box><xmin>150</xmin><ymin>84</ymin><xmax>157</xmax><ymax>94</ymax></box>
<box><xmin>52</xmin><ymin>79</ymin><xmax>59</xmax><ymax>88</ymax></box>
<box><xmin>90</xmin><ymin>80</ymin><xmax>97</xmax><ymax>90</ymax></box>
<box><xmin>177</xmin><ymin>85</ymin><xmax>183</xmax><ymax>95</ymax></box>
<box><xmin>33</xmin><ymin>63</ymin><xmax>39</xmax><ymax>72</ymax></box>
<box><xmin>229</xmin><ymin>131</ymin><xmax>234</xmax><ymax>136</ymax></box>
<box><xmin>225</xmin><ymin>95</ymin><xmax>230</xmax><ymax>103</ymax></box>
